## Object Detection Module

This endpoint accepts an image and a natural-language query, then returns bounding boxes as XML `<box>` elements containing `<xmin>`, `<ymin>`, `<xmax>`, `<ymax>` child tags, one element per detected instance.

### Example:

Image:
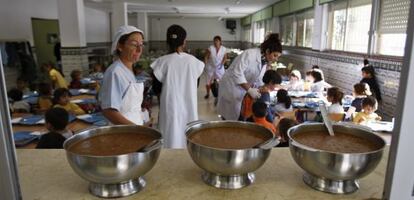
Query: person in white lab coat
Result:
<box><xmin>99</xmin><ymin>25</ymin><xmax>145</xmax><ymax>125</ymax></box>
<box><xmin>204</xmin><ymin>35</ymin><xmax>227</xmax><ymax>99</ymax></box>
<box><xmin>151</xmin><ymin>25</ymin><xmax>204</xmax><ymax>149</ymax></box>
<box><xmin>217</xmin><ymin>33</ymin><xmax>282</xmax><ymax>120</ymax></box>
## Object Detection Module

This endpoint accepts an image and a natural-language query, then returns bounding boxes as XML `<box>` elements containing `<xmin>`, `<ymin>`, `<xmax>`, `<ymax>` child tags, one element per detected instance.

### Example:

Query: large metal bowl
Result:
<box><xmin>288</xmin><ymin>123</ymin><xmax>385</xmax><ymax>194</ymax></box>
<box><xmin>63</xmin><ymin>125</ymin><xmax>162</xmax><ymax>198</ymax></box>
<box><xmin>186</xmin><ymin>121</ymin><xmax>277</xmax><ymax>189</ymax></box>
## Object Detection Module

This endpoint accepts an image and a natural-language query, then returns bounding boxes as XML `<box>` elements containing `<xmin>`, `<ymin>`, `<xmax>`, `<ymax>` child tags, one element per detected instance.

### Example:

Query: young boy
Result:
<box><xmin>8</xmin><ymin>88</ymin><xmax>30</xmax><ymax>113</ymax></box>
<box><xmin>250</xmin><ymin>101</ymin><xmax>276</xmax><ymax>135</ymax></box>
<box><xmin>69</xmin><ymin>69</ymin><xmax>82</xmax><ymax>89</ymax></box>
<box><xmin>43</xmin><ymin>63</ymin><xmax>68</xmax><ymax>89</ymax></box>
<box><xmin>353</xmin><ymin>96</ymin><xmax>381</xmax><ymax>124</ymax></box>
<box><xmin>36</xmin><ymin>107</ymin><xmax>73</xmax><ymax>149</ymax></box>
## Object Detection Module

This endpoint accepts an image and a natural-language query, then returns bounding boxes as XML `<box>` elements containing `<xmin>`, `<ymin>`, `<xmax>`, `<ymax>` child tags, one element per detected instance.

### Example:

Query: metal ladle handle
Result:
<box><xmin>318</xmin><ymin>101</ymin><xmax>335</xmax><ymax>136</ymax></box>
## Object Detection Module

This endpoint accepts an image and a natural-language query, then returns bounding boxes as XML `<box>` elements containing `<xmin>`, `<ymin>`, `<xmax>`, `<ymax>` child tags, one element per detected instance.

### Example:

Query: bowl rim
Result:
<box><xmin>287</xmin><ymin>122</ymin><xmax>386</xmax><ymax>155</ymax></box>
<box><xmin>63</xmin><ymin>125</ymin><xmax>163</xmax><ymax>158</ymax></box>
<box><xmin>185</xmin><ymin>120</ymin><xmax>275</xmax><ymax>151</ymax></box>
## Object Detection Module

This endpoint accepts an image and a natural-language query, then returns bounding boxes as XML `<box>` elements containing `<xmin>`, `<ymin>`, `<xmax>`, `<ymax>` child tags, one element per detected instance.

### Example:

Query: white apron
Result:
<box><xmin>119</xmin><ymin>82</ymin><xmax>144</xmax><ymax>125</ymax></box>
<box><xmin>217</xmin><ymin>48</ymin><xmax>266</xmax><ymax>120</ymax></box>
<box><xmin>205</xmin><ymin>45</ymin><xmax>226</xmax><ymax>84</ymax></box>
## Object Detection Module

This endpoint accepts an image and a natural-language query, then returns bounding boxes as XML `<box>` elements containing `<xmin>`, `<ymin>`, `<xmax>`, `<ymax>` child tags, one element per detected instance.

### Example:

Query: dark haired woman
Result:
<box><xmin>99</xmin><ymin>25</ymin><xmax>146</xmax><ymax>125</ymax></box>
<box><xmin>217</xmin><ymin>33</ymin><xmax>282</xmax><ymax>120</ymax></box>
<box><xmin>151</xmin><ymin>25</ymin><xmax>204</xmax><ymax>149</ymax></box>
<box><xmin>204</xmin><ymin>35</ymin><xmax>227</xmax><ymax>100</ymax></box>
<box><xmin>361</xmin><ymin>65</ymin><xmax>381</xmax><ymax>103</ymax></box>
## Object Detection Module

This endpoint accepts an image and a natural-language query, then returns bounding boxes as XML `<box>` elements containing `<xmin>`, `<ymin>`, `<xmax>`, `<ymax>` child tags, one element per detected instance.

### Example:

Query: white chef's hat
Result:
<box><xmin>290</xmin><ymin>69</ymin><xmax>302</xmax><ymax>80</ymax></box>
<box><xmin>111</xmin><ymin>25</ymin><xmax>144</xmax><ymax>55</ymax></box>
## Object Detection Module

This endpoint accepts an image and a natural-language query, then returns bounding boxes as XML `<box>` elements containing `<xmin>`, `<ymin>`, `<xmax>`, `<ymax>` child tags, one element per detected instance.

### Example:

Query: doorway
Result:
<box><xmin>31</xmin><ymin>18</ymin><xmax>60</xmax><ymax>68</ymax></box>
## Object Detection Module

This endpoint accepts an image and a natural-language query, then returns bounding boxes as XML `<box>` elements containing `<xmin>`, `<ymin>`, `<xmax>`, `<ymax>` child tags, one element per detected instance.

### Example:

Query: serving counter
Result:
<box><xmin>17</xmin><ymin>148</ymin><xmax>387</xmax><ymax>200</ymax></box>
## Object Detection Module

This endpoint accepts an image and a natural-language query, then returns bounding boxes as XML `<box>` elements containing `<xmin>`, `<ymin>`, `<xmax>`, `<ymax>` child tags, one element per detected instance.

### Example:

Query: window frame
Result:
<box><xmin>279</xmin><ymin>8</ymin><xmax>315</xmax><ymax>49</ymax></box>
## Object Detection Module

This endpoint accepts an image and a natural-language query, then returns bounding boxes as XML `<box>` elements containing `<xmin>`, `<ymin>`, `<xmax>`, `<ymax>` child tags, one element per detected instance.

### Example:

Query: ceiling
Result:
<box><xmin>85</xmin><ymin>0</ymin><xmax>280</xmax><ymax>18</ymax></box>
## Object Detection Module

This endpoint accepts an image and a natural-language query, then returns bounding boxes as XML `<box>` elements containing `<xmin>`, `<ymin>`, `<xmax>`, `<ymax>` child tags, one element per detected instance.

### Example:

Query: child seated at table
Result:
<box><xmin>309</xmin><ymin>70</ymin><xmax>330</xmax><ymax>96</ymax></box>
<box><xmin>37</xmin><ymin>83</ymin><xmax>53</xmax><ymax>113</ymax></box>
<box><xmin>353</xmin><ymin>96</ymin><xmax>381</xmax><ymax>125</ymax></box>
<box><xmin>36</xmin><ymin>107</ymin><xmax>73</xmax><ymax>149</ymax></box>
<box><xmin>69</xmin><ymin>69</ymin><xmax>82</xmax><ymax>89</ymax></box>
<box><xmin>327</xmin><ymin>87</ymin><xmax>344</xmax><ymax>114</ymax></box>
<box><xmin>240</xmin><ymin>70</ymin><xmax>282</xmax><ymax>122</ymax></box>
<box><xmin>89</xmin><ymin>63</ymin><xmax>104</xmax><ymax>80</ymax></box>
<box><xmin>250</xmin><ymin>101</ymin><xmax>276</xmax><ymax>135</ymax></box>
<box><xmin>345</xmin><ymin>83</ymin><xmax>371</xmax><ymax>119</ymax></box>
<box><xmin>53</xmin><ymin>88</ymin><xmax>86</xmax><ymax>115</ymax></box>
<box><xmin>303</xmin><ymin>71</ymin><xmax>313</xmax><ymax>91</ymax></box>
<box><xmin>285</xmin><ymin>70</ymin><xmax>304</xmax><ymax>91</ymax></box>
<box><xmin>16</xmin><ymin>77</ymin><xmax>31</xmax><ymax>95</ymax></box>
<box><xmin>273</xmin><ymin>89</ymin><xmax>293</xmax><ymax>115</ymax></box>
<box><xmin>274</xmin><ymin>118</ymin><xmax>298</xmax><ymax>147</ymax></box>
<box><xmin>8</xmin><ymin>88</ymin><xmax>30</xmax><ymax>113</ymax></box>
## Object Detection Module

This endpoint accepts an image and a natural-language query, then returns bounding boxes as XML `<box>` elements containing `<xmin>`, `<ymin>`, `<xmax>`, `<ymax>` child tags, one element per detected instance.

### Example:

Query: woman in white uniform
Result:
<box><xmin>100</xmin><ymin>25</ymin><xmax>145</xmax><ymax>125</ymax></box>
<box><xmin>217</xmin><ymin>34</ymin><xmax>282</xmax><ymax>120</ymax></box>
<box><xmin>151</xmin><ymin>25</ymin><xmax>204</xmax><ymax>149</ymax></box>
<box><xmin>204</xmin><ymin>35</ymin><xmax>227</xmax><ymax>99</ymax></box>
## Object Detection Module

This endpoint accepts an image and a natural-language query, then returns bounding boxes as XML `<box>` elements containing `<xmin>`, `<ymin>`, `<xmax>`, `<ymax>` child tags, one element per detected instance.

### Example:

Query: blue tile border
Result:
<box><xmin>282</xmin><ymin>48</ymin><xmax>402</xmax><ymax>72</ymax></box>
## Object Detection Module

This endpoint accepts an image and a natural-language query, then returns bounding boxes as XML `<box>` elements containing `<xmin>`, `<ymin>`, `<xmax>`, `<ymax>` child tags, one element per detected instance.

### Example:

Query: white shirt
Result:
<box><xmin>205</xmin><ymin>45</ymin><xmax>226</xmax><ymax>81</ymax></box>
<box><xmin>328</xmin><ymin>103</ymin><xmax>344</xmax><ymax>113</ymax></box>
<box><xmin>286</xmin><ymin>80</ymin><xmax>304</xmax><ymax>91</ymax></box>
<box><xmin>273</xmin><ymin>103</ymin><xmax>293</xmax><ymax>114</ymax></box>
<box><xmin>151</xmin><ymin>52</ymin><xmax>204</xmax><ymax>149</ymax></box>
<box><xmin>11</xmin><ymin>101</ymin><xmax>30</xmax><ymax>112</ymax></box>
<box><xmin>217</xmin><ymin>48</ymin><xmax>265</xmax><ymax>120</ymax></box>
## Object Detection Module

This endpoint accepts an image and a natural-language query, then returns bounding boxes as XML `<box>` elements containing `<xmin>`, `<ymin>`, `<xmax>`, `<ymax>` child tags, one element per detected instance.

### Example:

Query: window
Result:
<box><xmin>280</xmin><ymin>15</ymin><xmax>295</xmax><ymax>46</ymax></box>
<box><xmin>296</xmin><ymin>10</ymin><xmax>314</xmax><ymax>47</ymax></box>
<box><xmin>328</xmin><ymin>0</ymin><xmax>372</xmax><ymax>53</ymax></box>
<box><xmin>253</xmin><ymin>21</ymin><xmax>265</xmax><ymax>44</ymax></box>
<box><xmin>376</xmin><ymin>0</ymin><xmax>411</xmax><ymax>56</ymax></box>
<box><xmin>242</xmin><ymin>26</ymin><xmax>252</xmax><ymax>42</ymax></box>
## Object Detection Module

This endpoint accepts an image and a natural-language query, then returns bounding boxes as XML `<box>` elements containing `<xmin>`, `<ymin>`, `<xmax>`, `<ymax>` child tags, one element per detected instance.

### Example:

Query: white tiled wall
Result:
<box><xmin>61</xmin><ymin>48</ymin><xmax>89</xmax><ymax>82</ymax></box>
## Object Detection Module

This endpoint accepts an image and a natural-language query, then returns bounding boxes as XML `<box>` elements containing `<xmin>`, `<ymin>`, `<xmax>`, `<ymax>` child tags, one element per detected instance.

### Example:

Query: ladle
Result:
<box><xmin>319</xmin><ymin>101</ymin><xmax>335</xmax><ymax>136</ymax></box>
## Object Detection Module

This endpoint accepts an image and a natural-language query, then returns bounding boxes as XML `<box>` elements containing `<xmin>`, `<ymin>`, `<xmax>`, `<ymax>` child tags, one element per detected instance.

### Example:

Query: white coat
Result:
<box><xmin>100</xmin><ymin>60</ymin><xmax>144</xmax><ymax>125</ymax></box>
<box><xmin>151</xmin><ymin>52</ymin><xmax>204</xmax><ymax>149</ymax></box>
<box><xmin>217</xmin><ymin>48</ymin><xmax>266</xmax><ymax>120</ymax></box>
<box><xmin>205</xmin><ymin>45</ymin><xmax>226</xmax><ymax>83</ymax></box>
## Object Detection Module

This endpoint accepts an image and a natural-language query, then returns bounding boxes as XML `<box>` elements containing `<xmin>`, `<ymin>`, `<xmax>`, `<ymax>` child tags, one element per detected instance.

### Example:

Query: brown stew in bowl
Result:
<box><xmin>292</xmin><ymin>132</ymin><xmax>381</xmax><ymax>153</ymax></box>
<box><xmin>189</xmin><ymin>127</ymin><xmax>271</xmax><ymax>149</ymax></box>
<box><xmin>68</xmin><ymin>132</ymin><xmax>157</xmax><ymax>156</ymax></box>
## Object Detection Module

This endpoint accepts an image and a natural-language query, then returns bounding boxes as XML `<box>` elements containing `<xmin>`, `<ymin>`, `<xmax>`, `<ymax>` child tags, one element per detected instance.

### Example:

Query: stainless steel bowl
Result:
<box><xmin>186</xmin><ymin>121</ymin><xmax>277</xmax><ymax>189</ymax></box>
<box><xmin>63</xmin><ymin>125</ymin><xmax>162</xmax><ymax>198</ymax></box>
<box><xmin>288</xmin><ymin>123</ymin><xmax>385</xmax><ymax>194</ymax></box>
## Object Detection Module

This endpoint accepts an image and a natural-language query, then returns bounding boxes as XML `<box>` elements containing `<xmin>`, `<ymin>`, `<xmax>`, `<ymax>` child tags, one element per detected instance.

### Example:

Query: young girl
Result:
<box><xmin>273</xmin><ymin>89</ymin><xmax>293</xmax><ymax>115</ymax></box>
<box><xmin>310</xmin><ymin>70</ymin><xmax>330</xmax><ymax>95</ymax></box>
<box><xmin>274</xmin><ymin>118</ymin><xmax>298</xmax><ymax>147</ymax></box>
<box><xmin>353</xmin><ymin>96</ymin><xmax>381</xmax><ymax>124</ymax></box>
<box><xmin>285</xmin><ymin>70</ymin><xmax>304</xmax><ymax>91</ymax></box>
<box><xmin>361</xmin><ymin>66</ymin><xmax>381</xmax><ymax>103</ymax></box>
<box><xmin>345</xmin><ymin>83</ymin><xmax>371</xmax><ymax>119</ymax></box>
<box><xmin>53</xmin><ymin>88</ymin><xmax>85</xmax><ymax>115</ymax></box>
<box><xmin>240</xmin><ymin>70</ymin><xmax>282</xmax><ymax>122</ymax></box>
<box><xmin>8</xmin><ymin>89</ymin><xmax>30</xmax><ymax>113</ymax></box>
<box><xmin>37</xmin><ymin>83</ymin><xmax>53</xmax><ymax>113</ymax></box>
<box><xmin>327</xmin><ymin>87</ymin><xmax>344</xmax><ymax>114</ymax></box>
<box><xmin>90</xmin><ymin>63</ymin><xmax>104</xmax><ymax>80</ymax></box>
<box><xmin>69</xmin><ymin>69</ymin><xmax>82</xmax><ymax>89</ymax></box>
